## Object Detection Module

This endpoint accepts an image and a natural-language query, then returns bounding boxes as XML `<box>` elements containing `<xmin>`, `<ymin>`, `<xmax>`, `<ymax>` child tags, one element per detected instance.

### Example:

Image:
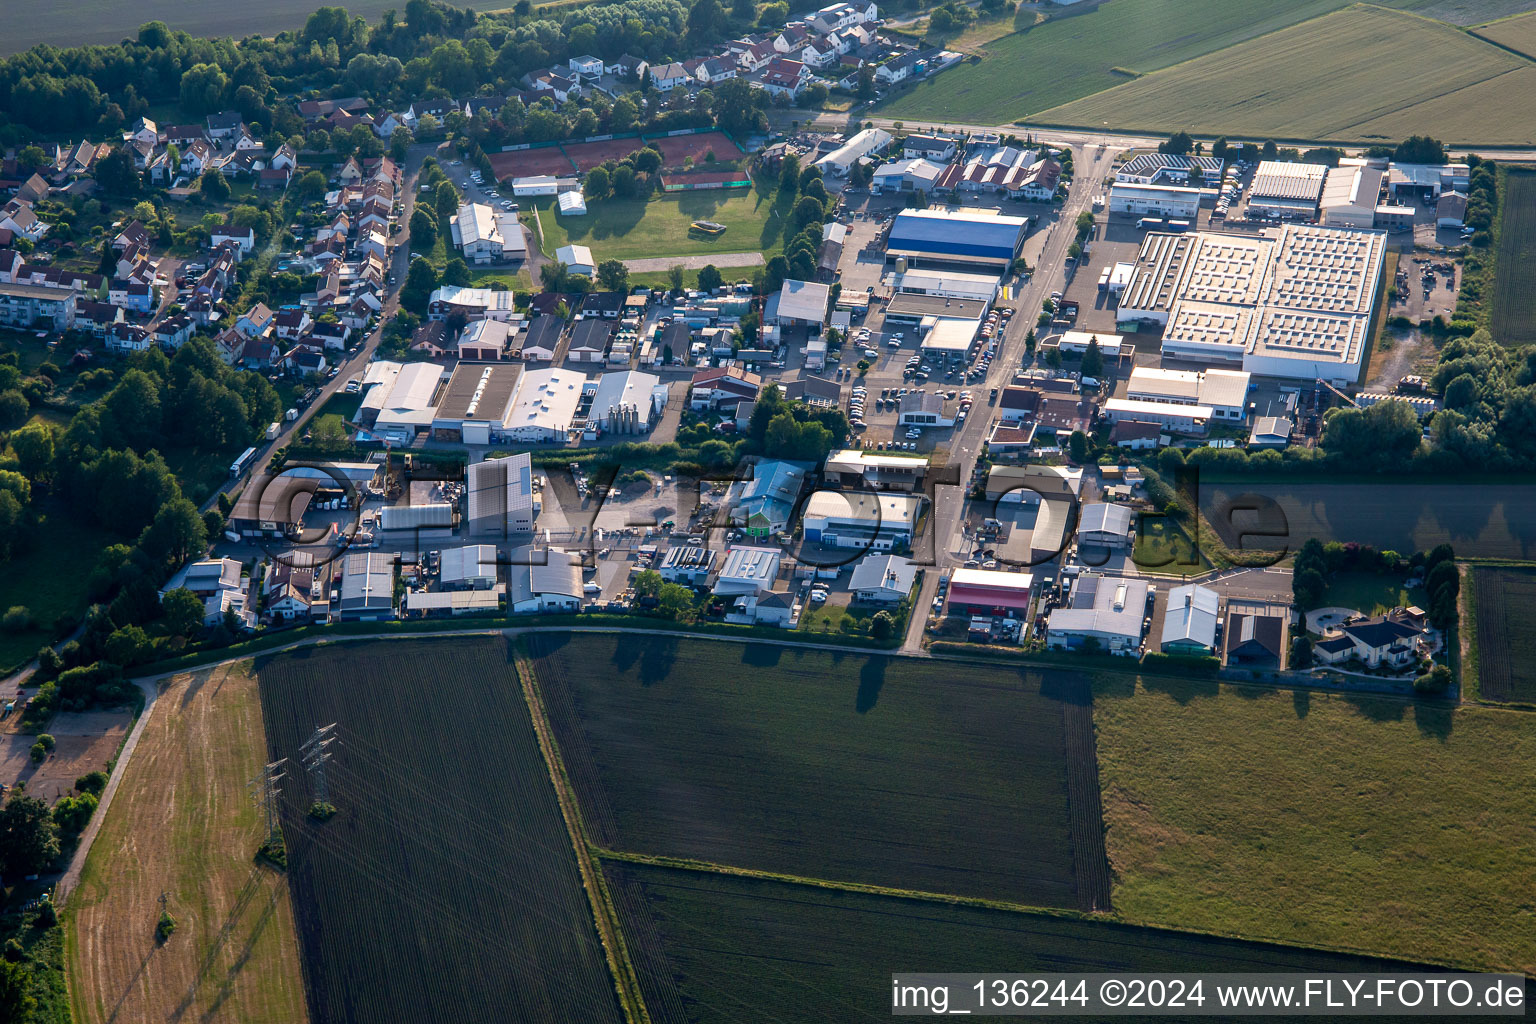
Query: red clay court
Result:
<box><xmin>562</xmin><ymin>137</ymin><xmax>645</xmax><ymax>172</ymax></box>
<box><xmin>488</xmin><ymin>146</ymin><xmax>576</xmax><ymax>180</ymax></box>
<box><xmin>645</xmin><ymin>130</ymin><xmax>745</xmax><ymax>165</ymax></box>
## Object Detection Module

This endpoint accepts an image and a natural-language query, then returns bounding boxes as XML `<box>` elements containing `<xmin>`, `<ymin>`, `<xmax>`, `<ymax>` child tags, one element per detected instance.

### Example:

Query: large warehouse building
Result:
<box><xmin>1118</xmin><ymin>223</ymin><xmax>1385</xmax><ymax>385</ymax></box>
<box><xmin>1246</xmin><ymin>160</ymin><xmax>1328</xmax><ymax>220</ymax></box>
<box><xmin>885</xmin><ymin>209</ymin><xmax>1029</xmax><ymax>272</ymax></box>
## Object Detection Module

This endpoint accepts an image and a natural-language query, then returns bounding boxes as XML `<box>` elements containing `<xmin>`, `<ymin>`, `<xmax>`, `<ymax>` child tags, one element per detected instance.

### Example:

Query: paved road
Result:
<box><xmin>202</xmin><ymin>145</ymin><xmax>433</xmax><ymax>514</ymax></box>
<box><xmin>900</xmin><ymin>141</ymin><xmax>1118</xmax><ymax>652</ymax></box>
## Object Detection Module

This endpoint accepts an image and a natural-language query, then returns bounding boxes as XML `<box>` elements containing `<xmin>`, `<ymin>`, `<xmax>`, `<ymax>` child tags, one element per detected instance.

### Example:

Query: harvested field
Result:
<box><xmin>0</xmin><ymin>708</ymin><xmax>129</xmax><ymax>804</ymax></box>
<box><xmin>1471</xmin><ymin>566</ymin><xmax>1536</xmax><ymax>703</ymax></box>
<box><xmin>644</xmin><ymin>130</ymin><xmax>745</xmax><ymax>165</ymax></box>
<box><xmin>1492</xmin><ymin>168</ymin><xmax>1536</xmax><ymax>346</ymax></box>
<box><xmin>257</xmin><ymin>637</ymin><xmax>621</xmax><ymax>1024</ymax></box>
<box><xmin>1202</xmin><ymin>481</ymin><xmax>1536</xmax><ymax>560</ymax></box>
<box><xmin>527</xmin><ymin>632</ymin><xmax>1111</xmax><ymax>910</ymax></box>
<box><xmin>1094</xmin><ymin>677</ymin><xmax>1536</xmax><ymax>973</ymax></box>
<box><xmin>1380</xmin><ymin>0</ymin><xmax>1536</xmax><ymax>24</ymax></box>
<box><xmin>1034</xmin><ymin>6</ymin><xmax>1534</xmax><ymax>144</ymax></box>
<box><xmin>1473</xmin><ymin>7</ymin><xmax>1536</xmax><ymax>53</ymax></box>
<box><xmin>67</xmin><ymin>664</ymin><xmax>308</xmax><ymax>1024</ymax></box>
<box><xmin>488</xmin><ymin>145</ymin><xmax>577</xmax><ymax>180</ymax></box>
<box><xmin>606</xmin><ymin>862</ymin><xmax>1437</xmax><ymax>1024</ymax></box>
<box><xmin>564</xmin><ymin>137</ymin><xmax>650</xmax><ymax>173</ymax></box>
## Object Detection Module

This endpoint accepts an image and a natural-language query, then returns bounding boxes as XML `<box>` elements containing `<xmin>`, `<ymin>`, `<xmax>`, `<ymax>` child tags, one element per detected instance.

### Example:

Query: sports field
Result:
<box><xmin>527</xmin><ymin>632</ymin><xmax>1111</xmax><ymax>910</ymax></box>
<box><xmin>1035</xmin><ymin>6</ymin><xmax>1533</xmax><ymax>143</ymax></box>
<box><xmin>1470</xmin><ymin>566</ymin><xmax>1536</xmax><ymax>703</ymax></box>
<box><xmin>607</xmin><ymin>862</ymin><xmax>1435</xmax><ymax>1024</ymax></box>
<box><xmin>535</xmin><ymin>188</ymin><xmax>784</xmax><ymax>262</ymax></box>
<box><xmin>1093</xmin><ymin>678</ymin><xmax>1536</xmax><ymax>973</ymax></box>
<box><xmin>878</xmin><ymin>0</ymin><xmax>1357</xmax><ymax>124</ymax></box>
<box><xmin>1492</xmin><ymin>168</ymin><xmax>1536</xmax><ymax>346</ymax></box>
<box><xmin>257</xmin><ymin>638</ymin><xmax>622</xmax><ymax>1024</ymax></box>
<box><xmin>67</xmin><ymin>663</ymin><xmax>309</xmax><ymax>1024</ymax></box>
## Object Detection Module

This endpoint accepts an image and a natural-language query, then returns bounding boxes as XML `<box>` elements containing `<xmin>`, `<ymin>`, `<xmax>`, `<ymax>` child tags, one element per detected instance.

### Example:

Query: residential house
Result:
<box><xmin>648</xmin><ymin>62</ymin><xmax>693</xmax><ymax>92</ymax></box>
<box><xmin>849</xmin><ymin>553</ymin><xmax>916</xmax><ymax>604</ymax></box>
<box><xmin>695</xmin><ymin>58</ymin><xmax>738</xmax><ymax>85</ymax></box>
<box><xmin>206</xmin><ymin>111</ymin><xmax>246</xmax><ymax>139</ymax></box>
<box><xmin>104</xmin><ymin>322</ymin><xmax>150</xmax><ymax>352</ymax></box>
<box><xmin>211</xmin><ymin>222</ymin><xmax>256</xmax><ymax>254</ymax></box>
<box><xmin>109</xmin><ymin>278</ymin><xmax>153</xmax><ymax>313</ymax></box>
<box><xmin>1313</xmin><ymin>616</ymin><xmax>1423</xmax><ymax>670</ymax></box>
<box><xmin>756</xmin><ymin>58</ymin><xmax>810</xmax><ymax>98</ymax></box>
<box><xmin>151</xmin><ymin>314</ymin><xmax>196</xmax><ymax>350</ymax></box>
<box><xmin>902</xmin><ymin>133</ymin><xmax>958</xmax><ymax>162</ymax></box>
<box><xmin>690</xmin><ymin>366</ymin><xmax>762</xmax><ymax>410</ymax></box>
<box><xmin>273</xmin><ymin>309</ymin><xmax>312</xmax><ymax>341</ymax></box>
<box><xmin>75</xmin><ymin>300</ymin><xmax>124</xmax><ymax>335</ymax></box>
<box><xmin>569</xmin><ymin>54</ymin><xmax>604</xmax><ymax>77</ymax></box>
<box><xmin>180</xmin><ymin>139</ymin><xmax>214</xmax><ymax>176</ymax></box>
<box><xmin>0</xmin><ymin>203</ymin><xmax>47</xmax><ymax>243</ymax></box>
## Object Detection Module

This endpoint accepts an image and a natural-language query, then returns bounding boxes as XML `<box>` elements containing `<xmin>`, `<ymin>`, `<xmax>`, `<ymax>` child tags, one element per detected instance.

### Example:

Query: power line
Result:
<box><xmin>247</xmin><ymin>758</ymin><xmax>286</xmax><ymax>846</ymax></box>
<box><xmin>299</xmin><ymin>724</ymin><xmax>339</xmax><ymax>806</ymax></box>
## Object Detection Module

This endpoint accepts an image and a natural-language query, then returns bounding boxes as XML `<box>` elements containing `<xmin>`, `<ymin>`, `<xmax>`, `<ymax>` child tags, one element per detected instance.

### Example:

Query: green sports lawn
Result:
<box><xmin>1093</xmin><ymin>678</ymin><xmax>1536</xmax><ymax>973</ymax></box>
<box><xmin>532</xmin><ymin>188</ymin><xmax>786</xmax><ymax>263</ymax></box>
<box><xmin>877</xmin><ymin>0</ymin><xmax>1358</xmax><ymax>124</ymax></box>
<box><xmin>1034</xmin><ymin>5</ymin><xmax>1534</xmax><ymax>143</ymax></box>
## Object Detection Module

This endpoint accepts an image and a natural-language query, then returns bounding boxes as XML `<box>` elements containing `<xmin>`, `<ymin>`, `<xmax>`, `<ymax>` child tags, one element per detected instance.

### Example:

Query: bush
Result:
<box><xmin>29</xmin><ymin>741</ymin><xmax>47</xmax><ymax>762</ymax></box>
<box><xmin>1</xmin><ymin>606</ymin><xmax>32</xmax><ymax>632</ymax></box>
<box><xmin>2</xmin><ymin>937</ymin><xmax>22</xmax><ymax>962</ymax></box>
<box><xmin>75</xmin><ymin>770</ymin><xmax>109</xmax><ymax>796</ymax></box>
<box><xmin>34</xmin><ymin>900</ymin><xmax>56</xmax><ymax>928</ymax></box>
<box><xmin>1414</xmin><ymin>663</ymin><xmax>1452</xmax><ymax>694</ymax></box>
<box><xmin>37</xmin><ymin>733</ymin><xmax>54</xmax><ymax>752</ymax></box>
<box><xmin>156</xmin><ymin>910</ymin><xmax>177</xmax><ymax>944</ymax></box>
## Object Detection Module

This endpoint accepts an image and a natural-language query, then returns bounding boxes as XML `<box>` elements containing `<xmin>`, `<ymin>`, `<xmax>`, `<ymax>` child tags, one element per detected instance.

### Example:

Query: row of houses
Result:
<box><xmin>123</xmin><ymin>115</ymin><xmax>297</xmax><ymax>190</ymax></box>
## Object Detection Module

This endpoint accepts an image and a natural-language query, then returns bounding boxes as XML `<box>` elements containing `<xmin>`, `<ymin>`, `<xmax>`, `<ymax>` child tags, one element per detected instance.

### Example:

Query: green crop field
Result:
<box><xmin>1</xmin><ymin>0</ymin><xmax>405</xmax><ymax>55</ymax></box>
<box><xmin>1035</xmin><ymin>6</ymin><xmax>1533</xmax><ymax>143</ymax></box>
<box><xmin>257</xmin><ymin>638</ymin><xmax>623</xmax><ymax>1024</ymax></box>
<box><xmin>606</xmin><ymin>862</ymin><xmax>1435</xmax><ymax>1024</ymax></box>
<box><xmin>533</xmin><ymin>187</ymin><xmax>785</xmax><ymax>263</ymax></box>
<box><xmin>878</xmin><ymin>0</ymin><xmax>1356</xmax><ymax>125</ymax></box>
<box><xmin>1470</xmin><ymin>566</ymin><xmax>1536</xmax><ymax>703</ymax></box>
<box><xmin>1492</xmin><ymin>169</ymin><xmax>1536</xmax><ymax>345</ymax></box>
<box><xmin>526</xmin><ymin>632</ymin><xmax>1111</xmax><ymax>910</ymax></box>
<box><xmin>1093</xmin><ymin>678</ymin><xmax>1536</xmax><ymax>973</ymax></box>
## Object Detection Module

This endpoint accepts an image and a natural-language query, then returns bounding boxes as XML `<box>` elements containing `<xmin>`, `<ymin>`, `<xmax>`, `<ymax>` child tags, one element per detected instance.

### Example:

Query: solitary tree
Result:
<box><xmin>1080</xmin><ymin>336</ymin><xmax>1104</xmax><ymax>378</ymax></box>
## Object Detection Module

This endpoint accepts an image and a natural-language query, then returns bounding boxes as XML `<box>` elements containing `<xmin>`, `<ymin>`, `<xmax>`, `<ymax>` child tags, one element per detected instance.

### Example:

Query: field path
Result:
<box><xmin>623</xmin><ymin>251</ymin><xmax>765</xmax><ymax>272</ymax></box>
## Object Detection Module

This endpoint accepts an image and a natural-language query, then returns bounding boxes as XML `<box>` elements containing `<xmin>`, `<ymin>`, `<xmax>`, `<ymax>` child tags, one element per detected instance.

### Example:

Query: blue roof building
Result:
<box><xmin>886</xmin><ymin>209</ymin><xmax>1029</xmax><ymax>270</ymax></box>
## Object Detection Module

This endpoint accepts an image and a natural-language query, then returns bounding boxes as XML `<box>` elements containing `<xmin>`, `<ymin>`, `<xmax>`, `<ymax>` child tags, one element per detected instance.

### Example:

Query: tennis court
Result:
<box><xmin>644</xmin><ymin>130</ymin><xmax>744</xmax><ymax>165</ymax></box>
<box><xmin>488</xmin><ymin>146</ymin><xmax>576</xmax><ymax>180</ymax></box>
<box><xmin>563</xmin><ymin>137</ymin><xmax>646</xmax><ymax>172</ymax></box>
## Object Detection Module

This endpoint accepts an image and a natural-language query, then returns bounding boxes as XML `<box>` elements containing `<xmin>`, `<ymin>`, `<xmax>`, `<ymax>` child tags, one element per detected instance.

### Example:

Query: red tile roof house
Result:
<box><xmin>689</xmin><ymin>366</ymin><xmax>762</xmax><ymax>410</ymax></box>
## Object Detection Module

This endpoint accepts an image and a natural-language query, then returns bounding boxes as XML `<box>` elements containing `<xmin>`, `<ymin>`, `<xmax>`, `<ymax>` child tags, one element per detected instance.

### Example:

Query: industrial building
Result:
<box><xmin>554</xmin><ymin>244</ymin><xmax>595</xmax><ymax>276</ymax></box>
<box><xmin>1120</xmin><ymin>224</ymin><xmax>1384</xmax><ymax>385</ymax></box>
<box><xmin>872</xmin><ymin>157</ymin><xmax>945</xmax><ymax>194</ymax></box>
<box><xmin>1246</xmin><ymin>160</ymin><xmax>1329</xmax><ymax>219</ymax></box>
<box><xmin>1160</xmin><ymin>583</ymin><xmax>1220</xmax><ymax>655</ymax></box>
<box><xmin>1319</xmin><ymin>162</ymin><xmax>1386</xmax><ymax>229</ymax></box>
<box><xmin>503</xmin><ymin>367</ymin><xmax>584</xmax><ymax>442</ymax></box>
<box><xmin>587</xmin><ymin>370</ymin><xmax>664</xmax><ymax>433</ymax></box>
<box><xmin>823</xmin><ymin>449</ymin><xmax>928</xmax><ymax>491</ymax></box>
<box><xmin>1046</xmin><ymin>572</ymin><xmax>1150</xmax><ymax>655</ymax></box>
<box><xmin>1103</xmin><ymin>397</ymin><xmax>1212</xmax><ymax>435</ymax></box>
<box><xmin>773</xmin><ymin>279</ymin><xmax>831</xmax><ymax>331</ymax></box>
<box><xmin>1114</xmin><ymin>153</ymin><xmax>1223</xmax><ymax>185</ymax></box>
<box><xmin>432</xmin><ymin>362</ymin><xmax>522</xmax><ymax>444</ymax></box>
<box><xmin>943</xmin><ymin>567</ymin><xmax>1033</xmax><ymax>619</ymax></box>
<box><xmin>1076</xmin><ymin>502</ymin><xmax>1134</xmax><ymax>550</ymax></box>
<box><xmin>814</xmin><ymin>127</ymin><xmax>892</xmax><ymax>176</ymax></box>
<box><xmin>1108</xmin><ymin>182</ymin><xmax>1202</xmax><ymax>219</ymax></box>
<box><xmin>849</xmin><ymin>554</ymin><xmax>917</xmax><ymax>603</ymax></box>
<box><xmin>428</xmin><ymin>284</ymin><xmax>521</xmax><ymax>322</ymax></box>
<box><xmin>729</xmin><ymin>459</ymin><xmax>807</xmax><ymax>538</ymax></box>
<box><xmin>801</xmin><ymin>491</ymin><xmax>922</xmax><ymax>551</ymax></box>
<box><xmin>467</xmin><ymin>453</ymin><xmax>539</xmax><ymax>537</ymax></box>
<box><xmin>884</xmin><ymin>209</ymin><xmax>1028</xmax><ymax>272</ymax></box>
<box><xmin>440</xmin><ymin>544</ymin><xmax>500</xmax><ymax>590</ymax></box>
<box><xmin>449</xmin><ymin>202</ymin><xmax>527</xmax><ymax>263</ymax></box>
<box><xmin>339</xmin><ymin>552</ymin><xmax>396</xmax><ymax>621</ymax></box>
<box><xmin>1126</xmin><ymin>366</ymin><xmax>1251</xmax><ymax>420</ymax></box>
<box><xmin>713</xmin><ymin>545</ymin><xmax>781</xmax><ymax>597</ymax></box>
<box><xmin>507</xmin><ymin>546</ymin><xmax>582</xmax><ymax>613</ymax></box>
<box><xmin>658</xmin><ymin>545</ymin><xmax>716</xmax><ymax>586</ymax></box>
<box><xmin>882</xmin><ymin>266</ymin><xmax>1000</xmax><ymax>302</ymax></box>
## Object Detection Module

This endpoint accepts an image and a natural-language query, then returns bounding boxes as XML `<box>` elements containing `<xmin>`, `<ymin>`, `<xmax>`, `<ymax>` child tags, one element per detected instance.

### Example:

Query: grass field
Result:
<box><xmin>533</xmin><ymin>188</ymin><xmax>784</xmax><ymax>263</ymax></box>
<box><xmin>66</xmin><ymin>663</ymin><xmax>309</xmax><ymax>1024</ymax></box>
<box><xmin>527</xmin><ymin>632</ymin><xmax>1111</xmax><ymax>910</ymax></box>
<box><xmin>0</xmin><ymin>509</ymin><xmax>110</xmax><ymax>674</ymax></box>
<box><xmin>1492</xmin><ymin>169</ymin><xmax>1536</xmax><ymax>346</ymax></box>
<box><xmin>1093</xmin><ymin>678</ymin><xmax>1536</xmax><ymax>972</ymax></box>
<box><xmin>1201</xmin><ymin>482</ymin><xmax>1536</xmax><ymax>561</ymax></box>
<box><xmin>1132</xmin><ymin>518</ymin><xmax>1210</xmax><ymax>576</ymax></box>
<box><xmin>1319</xmin><ymin>571</ymin><xmax>1420</xmax><ymax>617</ymax></box>
<box><xmin>1473</xmin><ymin>8</ymin><xmax>1536</xmax><ymax>53</ymax></box>
<box><xmin>606</xmin><ymin>862</ymin><xmax>1435</xmax><ymax>1024</ymax></box>
<box><xmin>1</xmin><ymin>0</ymin><xmax>404</xmax><ymax>54</ymax></box>
<box><xmin>1470</xmin><ymin>566</ymin><xmax>1536</xmax><ymax>703</ymax></box>
<box><xmin>1034</xmin><ymin>6</ymin><xmax>1533</xmax><ymax>143</ymax></box>
<box><xmin>878</xmin><ymin>0</ymin><xmax>1357</xmax><ymax>124</ymax></box>
<box><xmin>257</xmin><ymin>638</ymin><xmax>623</xmax><ymax>1024</ymax></box>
